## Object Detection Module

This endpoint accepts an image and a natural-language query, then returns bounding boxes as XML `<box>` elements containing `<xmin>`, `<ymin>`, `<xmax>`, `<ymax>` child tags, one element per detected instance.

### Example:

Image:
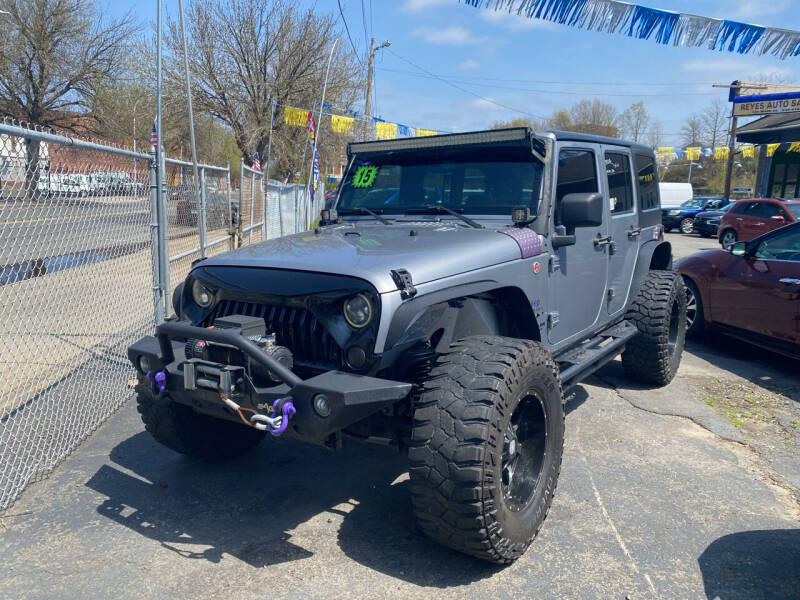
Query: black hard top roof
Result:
<box><xmin>348</xmin><ymin>127</ymin><xmax>654</xmax><ymax>158</ymax></box>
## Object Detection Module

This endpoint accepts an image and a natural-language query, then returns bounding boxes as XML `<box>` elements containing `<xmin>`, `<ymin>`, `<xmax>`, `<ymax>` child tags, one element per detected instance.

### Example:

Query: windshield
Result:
<box><xmin>680</xmin><ymin>198</ymin><xmax>705</xmax><ymax>208</ymax></box>
<box><xmin>337</xmin><ymin>153</ymin><xmax>543</xmax><ymax>216</ymax></box>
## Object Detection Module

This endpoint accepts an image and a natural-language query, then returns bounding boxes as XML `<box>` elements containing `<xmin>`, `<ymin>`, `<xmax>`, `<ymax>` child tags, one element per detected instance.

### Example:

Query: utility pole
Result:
<box><xmin>364</xmin><ymin>38</ymin><xmax>390</xmax><ymax>140</ymax></box>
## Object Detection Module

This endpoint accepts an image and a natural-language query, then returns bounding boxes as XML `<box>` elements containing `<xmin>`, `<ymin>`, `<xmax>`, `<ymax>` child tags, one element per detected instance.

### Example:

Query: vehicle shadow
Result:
<box><xmin>85</xmin><ymin>431</ymin><xmax>500</xmax><ymax>586</ymax></box>
<box><xmin>698</xmin><ymin>529</ymin><xmax>800</xmax><ymax>599</ymax></box>
<box><xmin>685</xmin><ymin>335</ymin><xmax>800</xmax><ymax>401</ymax></box>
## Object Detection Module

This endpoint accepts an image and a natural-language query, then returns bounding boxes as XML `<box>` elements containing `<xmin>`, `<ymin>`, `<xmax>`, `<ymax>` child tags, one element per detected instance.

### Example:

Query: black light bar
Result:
<box><xmin>348</xmin><ymin>127</ymin><xmax>532</xmax><ymax>156</ymax></box>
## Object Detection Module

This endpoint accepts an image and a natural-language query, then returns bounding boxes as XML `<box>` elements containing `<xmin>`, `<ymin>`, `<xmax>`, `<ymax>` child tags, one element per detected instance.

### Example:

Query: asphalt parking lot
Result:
<box><xmin>1</xmin><ymin>231</ymin><xmax>798</xmax><ymax>599</ymax></box>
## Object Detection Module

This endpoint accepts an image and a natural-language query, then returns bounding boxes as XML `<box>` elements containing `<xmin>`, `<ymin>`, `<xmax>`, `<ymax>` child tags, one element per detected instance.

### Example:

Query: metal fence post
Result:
<box><xmin>158</xmin><ymin>145</ymin><xmax>171</xmax><ymax>316</ymax></box>
<box><xmin>261</xmin><ymin>171</ymin><xmax>266</xmax><ymax>241</ymax></box>
<box><xmin>248</xmin><ymin>168</ymin><xmax>255</xmax><ymax>245</ymax></box>
<box><xmin>149</xmin><ymin>147</ymin><xmax>164</xmax><ymax>324</ymax></box>
<box><xmin>278</xmin><ymin>184</ymin><xmax>284</xmax><ymax>237</ymax></box>
<box><xmin>199</xmin><ymin>166</ymin><xmax>207</xmax><ymax>258</ymax></box>
<box><xmin>227</xmin><ymin>160</ymin><xmax>234</xmax><ymax>251</ymax></box>
<box><xmin>238</xmin><ymin>157</ymin><xmax>244</xmax><ymax>247</ymax></box>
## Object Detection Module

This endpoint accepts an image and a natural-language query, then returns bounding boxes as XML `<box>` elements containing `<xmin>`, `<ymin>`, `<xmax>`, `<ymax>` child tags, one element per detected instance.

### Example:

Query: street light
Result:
<box><xmin>364</xmin><ymin>39</ymin><xmax>390</xmax><ymax>137</ymax></box>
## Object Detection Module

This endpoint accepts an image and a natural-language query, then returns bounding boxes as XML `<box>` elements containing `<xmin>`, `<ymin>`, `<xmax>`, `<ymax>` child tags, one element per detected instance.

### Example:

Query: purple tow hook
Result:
<box><xmin>146</xmin><ymin>370</ymin><xmax>167</xmax><ymax>394</ymax></box>
<box><xmin>269</xmin><ymin>399</ymin><xmax>296</xmax><ymax>436</ymax></box>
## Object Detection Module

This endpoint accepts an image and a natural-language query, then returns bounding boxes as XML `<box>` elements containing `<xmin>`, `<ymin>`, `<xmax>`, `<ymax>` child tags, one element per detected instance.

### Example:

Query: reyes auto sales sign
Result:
<box><xmin>734</xmin><ymin>91</ymin><xmax>800</xmax><ymax>117</ymax></box>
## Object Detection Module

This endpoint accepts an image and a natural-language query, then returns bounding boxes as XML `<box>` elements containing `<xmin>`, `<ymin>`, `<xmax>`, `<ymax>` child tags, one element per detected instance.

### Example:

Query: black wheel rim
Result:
<box><xmin>668</xmin><ymin>297</ymin><xmax>681</xmax><ymax>355</ymax></box>
<box><xmin>502</xmin><ymin>393</ymin><xmax>547</xmax><ymax>512</ymax></box>
<box><xmin>685</xmin><ymin>286</ymin><xmax>697</xmax><ymax>331</ymax></box>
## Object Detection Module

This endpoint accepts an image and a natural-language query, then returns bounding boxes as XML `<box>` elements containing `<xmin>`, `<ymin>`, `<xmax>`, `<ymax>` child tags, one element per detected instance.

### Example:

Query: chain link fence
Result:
<box><xmin>0</xmin><ymin>121</ymin><xmax>317</xmax><ymax>509</ymax></box>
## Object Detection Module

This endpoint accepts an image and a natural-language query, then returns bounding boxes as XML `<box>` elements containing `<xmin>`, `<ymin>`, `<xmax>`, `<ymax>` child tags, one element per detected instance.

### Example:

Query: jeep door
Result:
<box><xmin>602</xmin><ymin>147</ymin><xmax>639</xmax><ymax>316</ymax></box>
<box><xmin>547</xmin><ymin>145</ymin><xmax>609</xmax><ymax>345</ymax></box>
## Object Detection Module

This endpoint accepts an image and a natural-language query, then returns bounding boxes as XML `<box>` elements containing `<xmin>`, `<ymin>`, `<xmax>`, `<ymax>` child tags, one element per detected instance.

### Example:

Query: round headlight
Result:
<box><xmin>343</xmin><ymin>293</ymin><xmax>372</xmax><ymax>328</ymax></box>
<box><xmin>192</xmin><ymin>280</ymin><xmax>214</xmax><ymax>308</ymax></box>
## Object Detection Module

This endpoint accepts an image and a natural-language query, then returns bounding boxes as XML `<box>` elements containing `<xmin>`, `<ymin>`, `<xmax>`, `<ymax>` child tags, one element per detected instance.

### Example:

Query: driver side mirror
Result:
<box><xmin>560</xmin><ymin>192</ymin><xmax>604</xmax><ymax>235</ymax></box>
<box><xmin>730</xmin><ymin>241</ymin><xmax>747</xmax><ymax>257</ymax></box>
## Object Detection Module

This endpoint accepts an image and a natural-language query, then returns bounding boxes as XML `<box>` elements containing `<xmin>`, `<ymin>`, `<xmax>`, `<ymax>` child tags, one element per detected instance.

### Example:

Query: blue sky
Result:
<box><xmin>114</xmin><ymin>1</ymin><xmax>800</xmax><ymax>146</ymax></box>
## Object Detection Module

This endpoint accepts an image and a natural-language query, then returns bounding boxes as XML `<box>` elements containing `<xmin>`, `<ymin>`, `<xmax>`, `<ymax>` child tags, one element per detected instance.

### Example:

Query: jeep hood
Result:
<box><xmin>200</xmin><ymin>222</ymin><xmax>524</xmax><ymax>293</ymax></box>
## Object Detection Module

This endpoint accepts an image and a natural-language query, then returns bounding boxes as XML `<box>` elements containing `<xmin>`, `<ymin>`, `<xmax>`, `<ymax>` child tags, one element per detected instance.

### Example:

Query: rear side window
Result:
<box><xmin>556</xmin><ymin>149</ymin><xmax>598</xmax><ymax>225</ymax></box>
<box><xmin>634</xmin><ymin>153</ymin><xmax>658</xmax><ymax>210</ymax></box>
<box><xmin>605</xmin><ymin>152</ymin><xmax>634</xmax><ymax>214</ymax></box>
<box><xmin>733</xmin><ymin>201</ymin><xmax>757</xmax><ymax>214</ymax></box>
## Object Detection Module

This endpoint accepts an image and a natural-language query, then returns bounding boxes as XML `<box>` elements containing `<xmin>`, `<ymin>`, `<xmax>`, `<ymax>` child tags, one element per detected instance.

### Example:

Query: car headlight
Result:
<box><xmin>343</xmin><ymin>293</ymin><xmax>373</xmax><ymax>328</ymax></box>
<box><xmin>709</xmin><ymin>219</ymin><xmax>720</xmax><ymax>225</ymax></box>
<box><xmin>669</xmin><ymin>209</ymin><xmax>681</xmax><ymax>215</ymax></box>
<box><xmin>192</xmin><ymin>280</ymin><xmax>215</xmax><ymax>308</ymax></box>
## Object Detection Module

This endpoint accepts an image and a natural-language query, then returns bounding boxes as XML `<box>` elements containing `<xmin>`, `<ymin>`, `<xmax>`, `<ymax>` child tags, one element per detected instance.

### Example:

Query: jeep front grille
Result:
<box><xmin>203</xmin><ymin>299</ymin><xmax>341</xmax><ymax>368</ymax></box>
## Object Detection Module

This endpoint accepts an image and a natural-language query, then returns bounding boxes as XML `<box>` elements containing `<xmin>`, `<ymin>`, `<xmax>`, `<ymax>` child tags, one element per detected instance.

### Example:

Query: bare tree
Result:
<box><xmin>700</xmin><ymin>100</ymin><xmax>728</xmax><ymax>148</ymax></box>
<box><xmin>647</xmin><ymin>122</ymin><xmax>664</xmax><ymax>148</ymax></box>
<box><xmin>165</xmin><ymin>0</ymin><xmax>362</xmax><ymax>175</ymax></box>
<box><xmin>620</xmin><ymin>101</ymin><xmax>649</xmax><ymax>143</ymax></box>
<box><xmin>681</xmin><ymin>116</ymin><xmax>705</xmax><ymax>148</ymax></box>
<box><xmin>567</xmin><ymin>99</ymin><xmax>619</xmax><ymax>137</ymax></box>
<box><xmin>548</xmin><ymin>109</ymin><xmax>573</xmax><ymax>131</ymax></box>
<box><xmin>0</xmin><ymin>0</ymin><xmax>137</xmax><ymax>197</ymax></box>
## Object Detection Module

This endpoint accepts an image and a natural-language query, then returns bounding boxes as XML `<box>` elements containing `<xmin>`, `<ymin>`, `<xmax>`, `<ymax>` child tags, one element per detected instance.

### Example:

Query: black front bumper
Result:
<box><xmin>693</xmin><ymin>220</ymin><xmax>718</xmax><ymax>235</ymax></box>
<box><xmin>662</xmin><ymin>215</ymin><xmax>683</xmax><ymax>229</ymax></box>
<box><xmin>128</xmin><ymin>320</ymin><xmax>411</xmax><ymax>440</ymax></box>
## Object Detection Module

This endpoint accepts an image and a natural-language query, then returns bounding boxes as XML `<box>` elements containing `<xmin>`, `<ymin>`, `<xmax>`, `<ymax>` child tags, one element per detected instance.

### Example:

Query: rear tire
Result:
<box><xmin>622</xmin><ymin>271</ymin><xmax>686</xmax><ymax>386</ymax></box>
<box><xmin>720</xmin><ymin>229</ymin><xmax>737</xmax><ymax>250</ymax></box>
<box><xmin>408</xmin><ymin>336</ymin><xmax>564</xmax><ymax>564</ymax></box>
<box><xmin>136</xmin><ymin>381</ymin><xmax>265</xmax><ymax>460</ymax></box>
<box><xmin>679</xmin><ymin>217</ymin><xmax>694</xmax><ymax>234</ymax></box>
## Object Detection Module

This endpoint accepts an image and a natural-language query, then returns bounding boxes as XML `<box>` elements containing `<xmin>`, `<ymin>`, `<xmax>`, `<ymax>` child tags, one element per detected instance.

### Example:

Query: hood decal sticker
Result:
<box><xmin>499</xmin><ymin>227</ymin><xmax>543</xmax><ymax>258</ymax></box>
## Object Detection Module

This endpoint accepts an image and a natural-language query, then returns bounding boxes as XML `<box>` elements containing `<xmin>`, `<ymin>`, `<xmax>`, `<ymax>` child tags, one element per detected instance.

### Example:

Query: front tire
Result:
<box><xmin>720</xmin><ymin>229</ymin><xmax>737</xmax><ymax>250</ymax></box>
<box><xmin>679</xmin><ymin>217</ymin><xmax>694</xmax><ymax>234</ymax></box>
<box><xmin>622</xmin><ymin>270</ymin><xmax>686</xmax><ymax>386</ymax></box>
<box><xmin>408</xmin><ymin>336</ymin><xmax>564</xmax><ymax>564</ymax></box>
<box><xmin>136</xmin><ymin>382</ymin><xmax>266</xmax><ymax>460</ymax></box>
<box><xmin>683</xmin><ymin>277</ymin><xmax>705</xmax><ymax>339</ymax></box>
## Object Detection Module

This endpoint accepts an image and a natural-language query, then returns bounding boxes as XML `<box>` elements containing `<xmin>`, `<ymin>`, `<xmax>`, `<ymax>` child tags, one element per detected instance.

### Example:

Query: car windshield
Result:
<box><xmin>785</xmin><ymin>204</ymin><xmax>800</xmax><ymax>219</ymax></box>
<box><xmin>680</xmin><ymin>198</ymin><xmax>705</xmax><ymax>208</ymax></box>
<box><xmin>719</xmin><ymin>203</ymin><xmax>733</xmax><ymax>212</ymax></box>
<box><xmin>337</xmin><ymin>153</ymin><xmax>544</xmax><ymax>217</ymax></box>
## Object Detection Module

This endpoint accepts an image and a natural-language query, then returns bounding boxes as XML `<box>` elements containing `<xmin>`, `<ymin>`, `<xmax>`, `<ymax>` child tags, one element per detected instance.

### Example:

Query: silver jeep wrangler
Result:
<box><xmin>128</xmin><ymin>127</ymin><xmax>685</xmax><ymax>563</ymax></box>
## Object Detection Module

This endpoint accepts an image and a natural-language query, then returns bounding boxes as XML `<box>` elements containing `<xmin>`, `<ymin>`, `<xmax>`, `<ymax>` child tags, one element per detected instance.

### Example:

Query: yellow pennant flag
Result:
<box><xmin>789</xmin><ymin>142</ymin><xmax>800</xmax><ymax>153</ymax></box>
<box><xmin>375</xmin><ymin>121</ymin><xmax>397</xmax><ymax>140</ymax></box>
<box><xmin>741</xmin><ymin>145</ymin><xmax>754</xmax><ymax>159</ymax></box>
<box><xmin>713</xmin><ymin>146</ymin><xmax>729</xmax><ymax>160</ymax></box>
<box><xmin>766</xmin><ymin>143</ymin><xmax>780</xmax><ymax>157</ymax></box>
<box><xmin>686</xmin><ymin>147</ymin><xmax>701</xmax><ymax>160</ymax></box>
<box><xmin>331</xmin><ymin>115</ymin><xmax>354</xmax><ymax>134</ymax></box>
<box><xmin>656</xmin><ymin>147</ymin><xmax>673</xmax><ymax>161</ymax></box>
<box><xmin>284</xmin><ymin>107</ymin><xmax>307</xmax><ymax>127</ymax></box>
<box><xmin>416</xmin><ymin>128</ymin><xmax>437</xmax><ymax>137</ymax></box>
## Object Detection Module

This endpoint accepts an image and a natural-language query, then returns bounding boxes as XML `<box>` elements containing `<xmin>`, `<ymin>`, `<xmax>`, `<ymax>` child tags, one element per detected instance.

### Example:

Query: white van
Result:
<box><xmin>659</xmin><ymin>182</ymin><xmax>693</xmax><ymax>208</ymax></box>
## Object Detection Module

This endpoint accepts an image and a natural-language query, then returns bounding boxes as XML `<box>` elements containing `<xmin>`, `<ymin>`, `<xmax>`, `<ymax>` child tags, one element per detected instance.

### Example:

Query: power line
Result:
<box><xmin>378</xmin><ymin>67</ymin><xmax>718</xmax><ymax>97</ymax></box>
<box><xmin>385</xmin><ymin>48</ymin><xmax>549</xmax><ymax>121</ymax></box>
<box><xmin>377</xmin><ymin>67</ymin><xmax>719</xmax><ymax>88</ymax></box>
<box><xmin>337</xmin><ymin>0</ymin><xmax>365</xmax><ymax>67</ymax></box>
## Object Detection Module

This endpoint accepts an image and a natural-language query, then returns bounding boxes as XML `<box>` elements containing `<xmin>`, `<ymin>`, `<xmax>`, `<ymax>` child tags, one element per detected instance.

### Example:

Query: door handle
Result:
<box><xmin>594</xmin><ymin>234</ymin><xmax>613</xmax><ymax>247</ymax></box>
<box><xmin>779</xmin><ymin>278</ymin><xmax>800</xmax><ymax>285</ymax></box>
<box><xmin>735</xmin><ymin>217</ymin><xmax>744</xmax><ymax>221</ymax></box>
<box><xmin>627</xmin><ymin>227</ymin><xmax>641</xmax><ymax>238</ymax></box>
<box><xmin>755</xmin><ymin>222</ymin><xmax>765</xmax><ymax>226</ymax></box>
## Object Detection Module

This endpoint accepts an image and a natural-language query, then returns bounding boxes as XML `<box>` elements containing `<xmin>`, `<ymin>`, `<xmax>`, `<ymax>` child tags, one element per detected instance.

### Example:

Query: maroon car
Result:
<box><xmin>717</xmin><ymin>197</ymin><xmax>800</xmax><ymax>250</ymax></box>
<box><xmin>677</xmin><ymin>221</ymin><xmax>800</xmax><ymax>359</ymax></box>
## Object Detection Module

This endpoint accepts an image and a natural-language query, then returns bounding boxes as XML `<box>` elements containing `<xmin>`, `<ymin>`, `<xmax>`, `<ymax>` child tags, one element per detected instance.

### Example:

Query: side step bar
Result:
<box><xmin>556</xmin><ymin>321</ymin><xmax>637</xmax><ymax>392</ymax></box>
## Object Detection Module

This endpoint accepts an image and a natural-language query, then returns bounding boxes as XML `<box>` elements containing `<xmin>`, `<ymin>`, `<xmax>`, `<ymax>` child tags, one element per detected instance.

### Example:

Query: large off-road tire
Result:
<box><xmin>622</xmin><ymin>270</ymin><xmax>686</xmax><ymax>386</ymax></box>
<box><xmin>408</xmin><ymin>336</ymin><xmax>565</xmax><ymax>564</ymax></box>
<box><xmin>135</xmin><ymin>382</ymin><xmax>266</xmax><ymax>460</ymax></box>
